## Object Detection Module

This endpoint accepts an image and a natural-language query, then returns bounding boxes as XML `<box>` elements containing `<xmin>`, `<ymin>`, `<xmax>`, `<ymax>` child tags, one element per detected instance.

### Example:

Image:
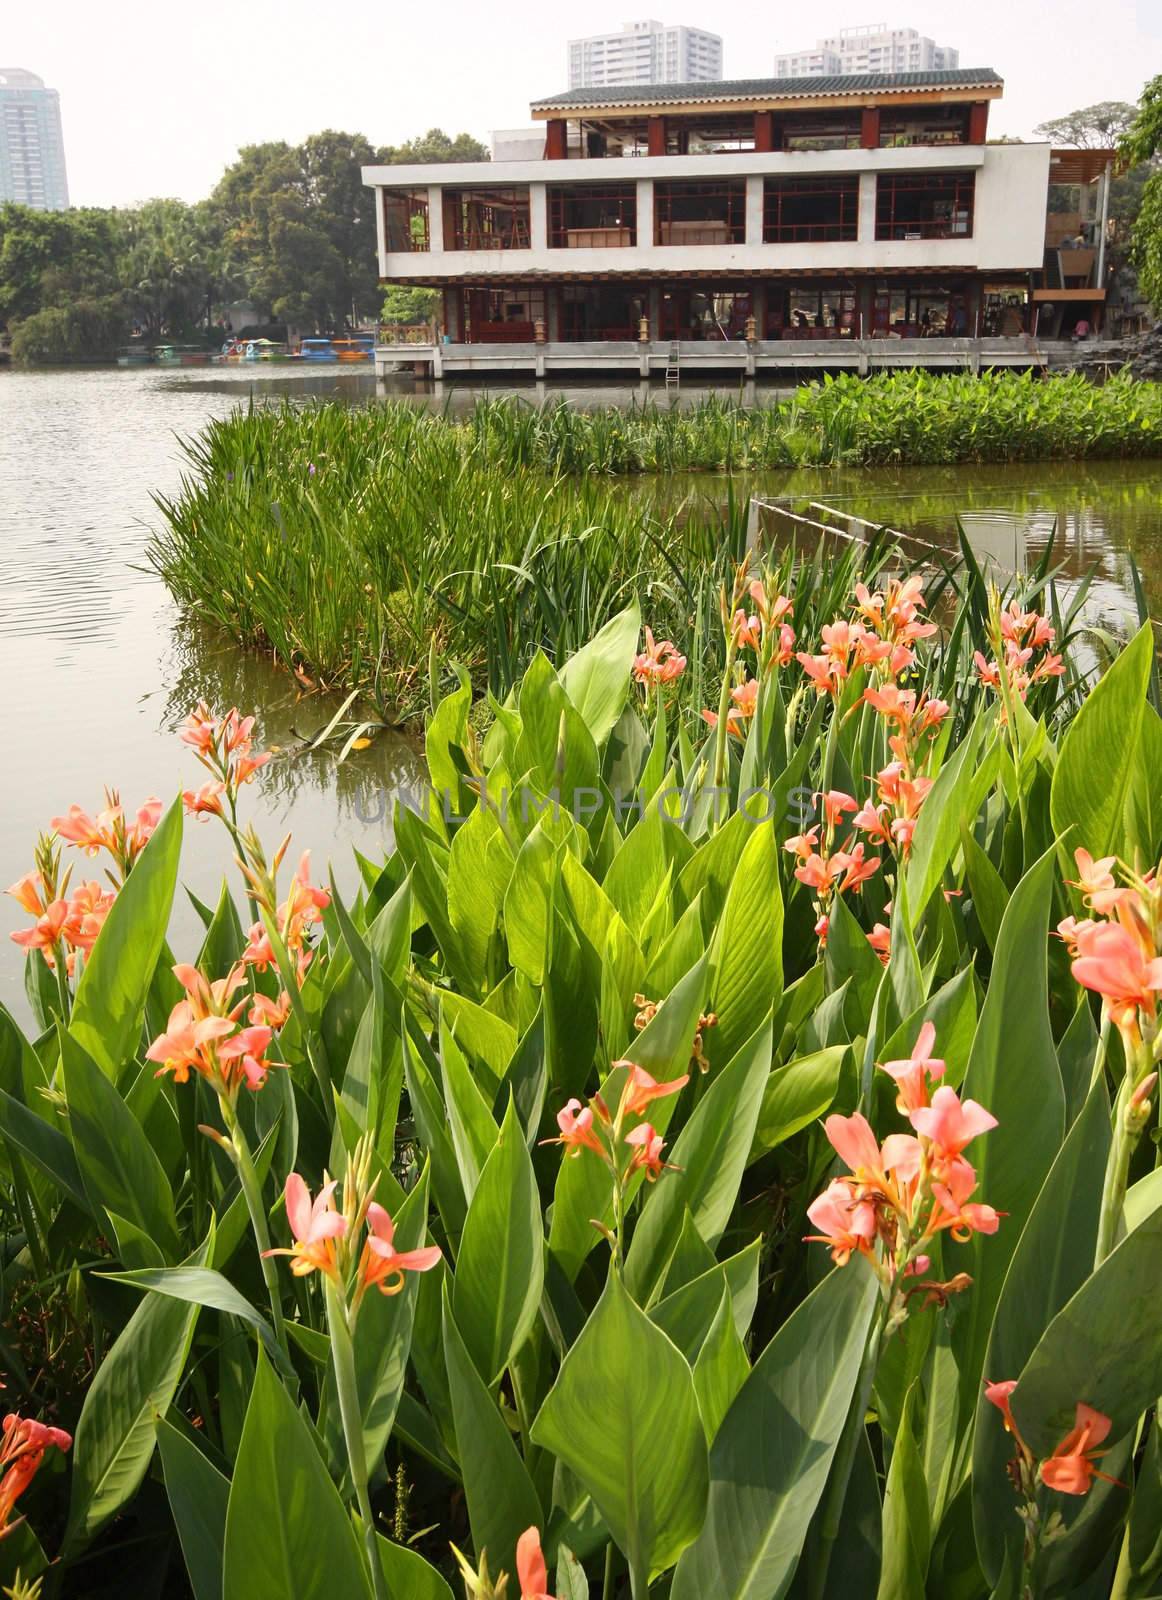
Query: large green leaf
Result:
<box><xmin>651</xmin><ymin>1239</ymin><xmax>762</xmax><ymax>1362</ymax></box>
<box><xmin>559</xmin><ymin>601</ymin><xmax>641</xmax><ymax>747</ymax></box>
<box><xmin>670</xmin><ymin>1262</ymin><xmax>878</xmax><ymax>1600</ymax></box>
<box><xmin>453</xmin><ymin>1096</ymin><xmax>544</xmax><ymax>1384</ymax></box>
<box><xmin>64</xmin><ymin>1253</ymin><xmax>204</xmax><ymax>1552</ymax></box>
<box><xmin>624</xmin><ymin>1017</ymin><xmax>772</xmax><ymax>1304</ymax></box>
<box><xmin>951</xmin><ymin>848</ymin><xmax>1065</xmax><ymax>1413</ymax></box>
<box><xmin>504</xmin><ymin>822</ymin><xmax>557</xmax><ymax>986</ymax></box>
<box><xmin>376</xmin><ymin>1535</ymin><xmax>455</xmax><ymax>1600</ymax></box>
<box><xmin>222</xmin><ymin>1351</ymin><xmax>372</xmax><ymax>1600</ymax></box>
<box><xmin>442</xmin><ymin>1287</ymin><xmax>543</xmax><ymax>1581</ymax></box>
<box><xmin>693</xmin><ymin>1286</ymin><xmax>750</xmax><ymax>1444</ymax></box>
<box><xmin>440</xmin><ymin>1016</ymin><xmax>499</xmax><ymax>1201</ymax></box>
<box><xmin>972</xmin><ymin>1076</ymin><xmax>1109</xmax><ymax>1585</ymax></box>
<box><xmin>1050</xmin><ymin>621</ymin><xmax>1153</xmax><ymax>861</ymax></box>
<box><xmin>532</xmin><ymin>1270</ymin><xmax>709</xmax><ymax>1591</ymax></box>
<box><xmin>158</xmin><ymin>1419</ymin><xmax>229</xmax><ymax>1600</ymax></box>
<box><xmin>1011</xmin><ymin>1208</ymin><xmax>1162</xmax><ymax>1457</ymax></box>
<box><xmin>876</xmin><ymin>1384</ymin><xmax>930</xmax><ymax>1600</ymax></box>
<box><xmin>60</xmin><ymin>1030</ymin><xmax>180</xmax><ymax>1262</ymax></box>
<box><xmin>69</xmin><ymin>796</ymin><xmax>183</xmax><ymax>1080</ymax></box>
<box><xmin>101</xmin><ymin>1264</ymin><xmax>287</xmax><ymax>1375</ymax></box>
<box><xmin>752</xmin><ymin>1046</ymin><xmax>845</xmax><ymax>1154</ymax></box>
<box><xmin>708</xmin><ymin>820</ymin><xmax>783</xmax><ymax>1066</ymax></box>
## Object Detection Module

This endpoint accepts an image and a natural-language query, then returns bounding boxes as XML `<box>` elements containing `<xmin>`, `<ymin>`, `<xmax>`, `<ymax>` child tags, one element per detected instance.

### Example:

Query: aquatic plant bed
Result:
<box><xmin>149</xmin><ymin>373</ymin><xmax>1162</xmax><ymax>716</ymax></box>
<box><xmin>4</xmin><ymin>552</ymin><xmax>1162</xmax><ymax>1597</ymax></box>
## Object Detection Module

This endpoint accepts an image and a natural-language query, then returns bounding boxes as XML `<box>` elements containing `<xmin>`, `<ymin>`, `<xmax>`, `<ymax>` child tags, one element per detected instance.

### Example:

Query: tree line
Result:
<box><xmin>0</xmin><ymin>128</ymin><xmax>487</xmax><ymax>363</ymax></box>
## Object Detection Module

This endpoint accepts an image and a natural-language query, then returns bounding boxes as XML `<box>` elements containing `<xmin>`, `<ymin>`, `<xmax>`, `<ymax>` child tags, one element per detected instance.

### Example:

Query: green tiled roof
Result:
<box><xmin>532</xmin><ymin>69</ymin><xmax>1002</xmax><ymax>112</ymax></box>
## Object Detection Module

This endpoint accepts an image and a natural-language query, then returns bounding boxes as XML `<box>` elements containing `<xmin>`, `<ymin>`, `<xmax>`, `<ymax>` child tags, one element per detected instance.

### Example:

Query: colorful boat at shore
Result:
<box><xmin>332</xmin><ymin>336</ymin><xmax>375</xmax><ymax>363</ymax></box>
<box><xmin>116</xmin><ymin>345</ymin><xmax>155</xmax><ymax>366</ymax></box>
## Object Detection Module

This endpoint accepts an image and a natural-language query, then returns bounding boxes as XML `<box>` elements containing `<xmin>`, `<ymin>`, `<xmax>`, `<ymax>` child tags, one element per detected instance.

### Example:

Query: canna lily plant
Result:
<box><xmin>1</xmin><ymin>557</ymin><xmax>1161</xmax><ymax>1600</ymax></box>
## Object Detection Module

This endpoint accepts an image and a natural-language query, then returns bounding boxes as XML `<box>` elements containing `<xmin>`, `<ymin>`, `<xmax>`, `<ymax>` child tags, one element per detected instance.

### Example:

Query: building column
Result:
<box><xmin>857</xmin><ymin>172</ymin><xmax>877</xmax><ymax>242</ymax></box>
<box><xmin>547</xmin><ymin>285</ymin><xmax>561</xmax><ymax>341</ymax></box>
<box><xmin>745</xmin><ymin>176</ymin><xmax>764</xmax><ymax>246</ymax></box>
<box><xmin>427</xmin><ymin>187</ymin><xmax>444</xmax><ymax>253</ymax></box>
<box><xmin>545</xmin><ymin>119</ymin><xmax>567</xmax><ymax>159</ymax></box>
<box><xmin>530</xmin><ymin>183</ymin><xmax>548</xmax><ymax>250</ymax></box>
<box><xmin>647</xmin><ymin>115</ymin><xmax>666</xmax><ymax>156</ymax></box>
<box><xmin>637</xmin><ymin>178</ymin><xmax>655</xmax><ymax>249</ymax></box>
<box><xmin>374</xmin><ymin>188</ymin><xmax>387</xmax><ymax>275</ymax></box>
<box><xmin>754</xmin><ymin>111</ymin><xmax>775</xmax><ymax>153</ymax></box>
<box><xmin>752</xmin><ymin>281</ymin><xmax>767</xmax><ymax>340</ymax></box>
<box><xmin>647</xmin><ymin>282</ymin><xmax>661</xmax><ymax>339</ymax></box>
<box><xmin>967</xmin><ymin>102</ymin><xmax>989</xmax><ymax>144</ymax></box>
<box><xmin>860</xmin><ymin>107</ymin><xmax>881</xmax><ymax>150</ymax></box>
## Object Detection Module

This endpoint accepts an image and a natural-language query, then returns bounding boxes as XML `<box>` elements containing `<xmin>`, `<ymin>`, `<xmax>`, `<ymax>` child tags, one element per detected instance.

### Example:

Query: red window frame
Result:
<box><xmin>445</xmin><ymin>188</ymin><xmax>531</xmax><ymax>252</ymax></box>
<box><xmin>874</xmin><ymin>172</ymin><xmax>975</xmax><ymax>241</ymax></box>
<box><xmin>382</xmin><ymin>189</ymin><xmax>429</xmax><ymax>253</ymax></box>
<box><xmin>548</xmin><ymin>185</ymin><xmax>637</xmax><ymax>248</ymax></box>
<box><xmin>654</xmin><ymin>180</ymin><xmax>746</xmax><ymax>246</ymax></box>
<box><xmin>763</xmin><ymin>176</ymin><xmax>860</xmax><ymax>242</ymax></box>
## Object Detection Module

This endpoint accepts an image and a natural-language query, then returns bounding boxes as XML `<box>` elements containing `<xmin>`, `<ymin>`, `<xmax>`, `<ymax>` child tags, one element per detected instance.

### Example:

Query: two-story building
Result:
<box><xmin>362</xmin><ymin>69</ymin><xmax>1108</xmax><ymax>378</ymax></box>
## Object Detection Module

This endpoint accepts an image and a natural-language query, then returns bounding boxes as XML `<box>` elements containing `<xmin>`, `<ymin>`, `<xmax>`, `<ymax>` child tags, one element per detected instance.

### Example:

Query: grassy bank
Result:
<box><xmin>149</xmin><ymin>372</ymin><xmax>1161</xmax><ymax>713</ymax></box>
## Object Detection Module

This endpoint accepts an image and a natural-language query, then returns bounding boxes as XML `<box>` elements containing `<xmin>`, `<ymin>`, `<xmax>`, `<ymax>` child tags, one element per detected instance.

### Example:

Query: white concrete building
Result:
<box><xmin>568</xmin><ymin>21</ymin><xmax>723</xmax><ymax>88</ymax></box>
<box><xmin>0</xmin><ymin>68</ymin><xmax>69</xmax><ymax>211</ymax></box>
<box><xmin>364</xmin><ymin>69</ymin><xmax>1107</xmax><ymax>375</ymax></box>
<box><xmin>775</xmin><ymin>26</ymin><xmax>959</xmax><ymax>80</ymax></box>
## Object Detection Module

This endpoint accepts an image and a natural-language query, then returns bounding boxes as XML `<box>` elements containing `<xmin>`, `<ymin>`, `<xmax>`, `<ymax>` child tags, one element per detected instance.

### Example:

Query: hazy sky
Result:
<box><xmin>6</xmin><ymin>0</ymin><xmax>1161</xmax><ymax>207</ymax></box>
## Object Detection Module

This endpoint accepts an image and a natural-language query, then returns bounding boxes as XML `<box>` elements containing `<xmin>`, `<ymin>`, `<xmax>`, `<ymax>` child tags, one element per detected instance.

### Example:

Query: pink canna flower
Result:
<box><xmin>825</xmin><ymin>1111</ymin><xmax>920</xmax><ymax>1191</ymax></box>
<box><xmin>633</xmin><ymin>627</ymin><xmax>686</xmax><ymax>687</ymax></box>
<box><xmin>625</xmin><ymin>1122</ymin><xmax>670</xmax><ymax>1182</ymax></box>
<box><xmin>516</xmin><ymin>1527</ymin><xmax>556</xmax><ymax>1600</ymax></box>
<box><xmin>796</xmin><ymin>652</ymin><xmax>844</xmax><ymax>696</ymax></box>
<box><xmin>543</xmin><ymin>1098</ymin><xmax>605</xmax><ymax>1160</ymax></box>
<box><xmin>50</xmin><ymin>802</ymin><xmax>116</xmax><ymax>855</ymax></box>
<box><xmin>179</xmin><ymin>703</ymin><xmax>218</xmax><ymax>754</ymax></box>
<box><xmin>10</xmin><ymin>899</ymin><xmax>75</xmax><ymax>957</ymax></box>
<box><xmin>909</xmin><ymin>1085</ymin><xmax>997</xmax><ymax>1160</ymax></box>
<box><xmin>241</xmin><ymin>920</ymin><xmax>276</xmax><ymax>970</ymax></box>
<box><xmin>1040</xmin><ymin>1404</ymin><xmax>1119</xmax><ymax>1496</ymax></box>
<box><xmin>814</xmin><ymin>914</ymin><xmax>830</xmax><ymax>944</ymax></box>
<box><xmin>358</xmin><ymin>1202</ymin><xmax>442</xmax><ymax>1297</ymax></box>
<box><xmin>984</xmin><ymin>1378</ymin><xmax>1020</xmax><ymax>1434</ymax></box>
<box><xmin>804</xmin><ymin>1179</ymin><xmax>878</xmax><ymax>1265</ymax></box>
<box><xmin>831</xmin><ymin>842</ymin><xmax>881</xmax><ymax>893</ymax></box>
<box><xmin>783</xmin><ymin>827</ymin><xmax>820</xmax><ymax>861</ymax></box>
<box><xmin>820</xmin><ymin>790</ymin><xmax>857</xmax><ymax>828</ymax></box>
<box><xmin>730</xmin><ymin>678</ymin><xmax>760</xmax><ymax>719</ymax></box>
<box><xmin>867</xmin><ymin>922</ymin><xmax>891</xmax><ymax>964</ymax></box>
<box><xmin>852</xmin><ymin>801</ymin><xmax>892</xmax><ymax>844</ymax></box>
<box><xmin>264</xmin><ymin>1174</ymin><xmax>347</xmax><ymax>1281</ymax></box>
<box><xmin>880</xmin><ymin>1020</ymin><xmax>946</xmax><ymax>1114</ymax></box>
<box><xmin>731</xmin><ymin>610</ymin><xmax>762</xmax><ymax>651</ymax></box>
<box><xmin>1071</xmin><ymin>921</ymin><xmax>1162</xmax><ymax>1028</ymax></box>
<box><xmin>617</xmin><ymin>1062</ymin><xmax>689</xmax><ymax>1118</ymax></box>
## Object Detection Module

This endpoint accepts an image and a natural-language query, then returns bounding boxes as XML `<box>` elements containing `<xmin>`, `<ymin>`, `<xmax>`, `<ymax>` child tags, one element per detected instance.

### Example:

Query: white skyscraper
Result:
<box><xmin>568</xmin><ymin>21</ymin><xmax>723</xmax><ymax>88</ymax></box>
<box><xmin>775</xmin><ymin>25</ymin><xmax>959</xmax><ymax>79</ymax></box>
<box><xmin>0</xmin><ymin>69</ymin><xmax>69</xmax><ymax>211</ymax></box>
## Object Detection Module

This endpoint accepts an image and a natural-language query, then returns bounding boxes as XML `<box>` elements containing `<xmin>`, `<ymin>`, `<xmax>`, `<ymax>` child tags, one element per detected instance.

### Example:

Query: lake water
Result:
<box><xmin>1</xmin><ymin>362</ymin><xmax>1160</xmax><ymax>1016</ymax></box>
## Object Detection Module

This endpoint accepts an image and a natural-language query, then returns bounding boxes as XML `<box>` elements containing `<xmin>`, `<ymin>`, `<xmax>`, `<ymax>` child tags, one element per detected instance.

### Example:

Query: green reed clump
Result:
<box><xmin>150</xmin><ymin>372</ymin><xmax>1158</xmax><ymax>713</ymax></box>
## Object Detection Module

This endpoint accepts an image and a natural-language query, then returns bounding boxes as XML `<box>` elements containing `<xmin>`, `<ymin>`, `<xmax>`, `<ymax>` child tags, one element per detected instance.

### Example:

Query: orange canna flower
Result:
<box><xmin>183</xmin><ymin>781</ymin><xmax>226</xmax><ymax>819</ymax></box>
<box><xmin>0</xmin><ymin>1412</ymin><xmax>72</xmax><ymax>1540</ymax></box>
<box><xmin>249</xmin><ymin>990</ymin><xmax>292</xmax><ymax>1029</ymax></box>
<box><xmin>542</xmin><ymin>1098</ymin><xmax>605</xmax><ymax>1160</ymax></box>
<box><xmin>145</xmin><ymin>1004</ymin><xmax>235</xmax><ymax>1084</ymax></box>
<box><xmin>624</xmin><ymin>1122</ymin><xmax>671</xmax><ymax>1181</ymax></box>
<box><xmin>867</xmin><ymin>922</ymin><xmax>892</xmax><ymax>964</ymax></box>
<box><xmin>1040</xmin><ymin>1403</ymin><xmax>1119</xmax><ymax>1496</ymax></box>
<box><xmin>217</xmin><ymin>1025</ymin><xmax>275</xmax><ymax>1092</ymax></box>
<box><xmin>357</xmin><ymin>1202</ymin><xmax>442</xmax><ymax>1298</ymax></box>
<box><xmin>633</xmin><ymin>627</ymin><xmax>686</xmax><ymax>687</ymax></box>
<box><xmin>6</xmin><ymin>872</ymin><xmax>46</xmax><ymax>918</ymax></box>
<box><xmin>264</xmin><ymin>1174</ymin><xmax>347</xmax><ymax>1281</ymax></box>
<box><xmin>617</xmin><ymin>1062</ymin><xmax>689</xmax><ymax>1118</ymax></box>
<box><xmin>516</xmin><ymin>1527</ymin><xmax>556</xmax><ymax>1600</ymax></box>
